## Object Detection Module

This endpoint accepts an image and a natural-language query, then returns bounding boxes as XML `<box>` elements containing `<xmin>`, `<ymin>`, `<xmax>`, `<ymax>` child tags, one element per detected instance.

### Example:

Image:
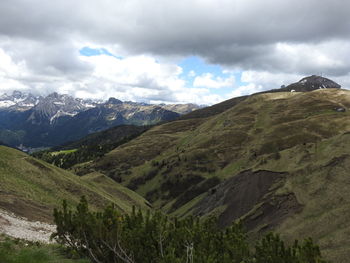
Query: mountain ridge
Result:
<box><xmin>0</xmin><ymin>91</ymin><xmax>200</xmax><ymax>148</ymax></box>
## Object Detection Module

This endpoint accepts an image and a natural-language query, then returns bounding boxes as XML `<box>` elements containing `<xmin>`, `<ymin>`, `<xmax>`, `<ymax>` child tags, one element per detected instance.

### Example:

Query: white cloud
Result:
<box><xmin>0</xmin><ymin>48</ymin><xmax>30</xmax><ymax>93</ymax></box>
<box><xmin>77</xmin><ymin>54</ymin><xmax>185</xmax><ymax>101</ymax></box>
<box><xmin>78</xmin><ymin>54</ymin><xmax>228</xmax><ymax>104</ymax></box>
<box><xmin>0</xmin><ymin>46</ymin><xmax>227</xmax><ymax>105</ymax></box>
<box><xmin>0</xmin><ymin>48</ymin><xmax>30</xmax><ymax>80</ymax></box>
<box><xmin>193</xmin><ymin>73</ymin><xmax>235</xmax><ymax>89</ymax></box>
<box><xmin>82</xmin><ymin>55</ymin><xmax>183</xmax><ymax>89</ymax></box>
<box><xmin>241</xmin><ymin>71</ymin><xmax>304</xmax><ymax>89</ymax></box>
<box><xmin>229</xmin><ymin>71</ymin><xmax>304</xmax><ymax>98</ymax></box>
<box><xmin>230</xmin><ymin>83</ymin><xmax>264</xmax><ymax>98</ymax></box>
<box><xmin>332</xmin><ymin>74</ymin><xmax>350</xmax><ymax>90</ymax></box>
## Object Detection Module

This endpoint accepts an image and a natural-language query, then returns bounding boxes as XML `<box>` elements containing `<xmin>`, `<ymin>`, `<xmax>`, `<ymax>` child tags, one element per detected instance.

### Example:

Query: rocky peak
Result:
<box><xmin>47</xmin><ymin>92</ymin><xmax>64</xmax><ymax>100</ymax></box>
<box><xmin>0</xmin><ymin>90</ymin><xmax>38</xmax><ymax>109</ymax></box>
<box><xmin>283</xmin><ymin>75</ymin><xmax>341</xmax><ymax>92</ymax></box>
<box><xmin>30</xmin><ymin>93</ymin><xmax>93</xmax><ymax>123</ymax></box>
<box><xmin>12</xmin><ymin>90</ymin><xmax>24</xmax><ymax>99</ymax></box>
<box><xmin>106</xmin><ymin>97</ymin><xmax>123</xmax><ymax>105</ymax></box>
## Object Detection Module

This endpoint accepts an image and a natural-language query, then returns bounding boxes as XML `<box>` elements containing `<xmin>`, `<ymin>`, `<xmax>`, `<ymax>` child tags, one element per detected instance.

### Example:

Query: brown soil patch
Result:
<box><xmin>323</xmin><ymin>154</ymin><xmax>350</xmax><ymax>167</ymax></box>
<box><xmin>0</xmin><ymin>214</ymin><xmax>10</xmax><ymax>226</ymax></box>
<box><xmin>194</xmin><ymin>170</ymin><xmax>302</xmax><ymax>230</ymax></box>
<box><xmin>244</xmin><ymin>193</ymin><xmax>302</xmax><ymax>231</ymax></box>
<box><xmin>0</xmin><ymin>193</ymin><xmax>52</xmax><ymax>223</ymax></box>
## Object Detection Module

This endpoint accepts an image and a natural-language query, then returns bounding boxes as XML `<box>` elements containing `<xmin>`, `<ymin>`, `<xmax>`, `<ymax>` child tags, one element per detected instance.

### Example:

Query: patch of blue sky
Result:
<box><xmin>79</xmin><ymin>47</ymin><xmax>123</xmax><ymax>59</ymax></box>
<box><xmin>178</xmin><ymin>56</ymin><xmax>246</xmax><ymax>97</ymax></box>
<box><xmin>178</xmin><ymin>56</ymin><xmax>224</xmax><ymax>78</ymax></box>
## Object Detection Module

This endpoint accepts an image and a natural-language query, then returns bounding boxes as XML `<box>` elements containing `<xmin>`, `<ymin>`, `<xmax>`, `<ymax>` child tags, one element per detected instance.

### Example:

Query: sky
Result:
<box><xmin>0</xmin><ymin>0</ymin><xmax>350</xmax><ymax>105</ymax></box>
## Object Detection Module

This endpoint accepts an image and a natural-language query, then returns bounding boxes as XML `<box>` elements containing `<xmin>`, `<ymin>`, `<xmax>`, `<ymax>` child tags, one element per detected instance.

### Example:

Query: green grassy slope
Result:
<box><xmin>77</xmin><ymin>88</ymin><xmax>350</xmax><ymax>262</ymax></box>
<box><xmin>273</xmin><ymin>133</ymin><xmax>350</xmax><ymax>263</ymax></box>
<box><xmin>0</xmin><ymin>146</ymin><xmax>148</xmax><ymax>222</ymax></box>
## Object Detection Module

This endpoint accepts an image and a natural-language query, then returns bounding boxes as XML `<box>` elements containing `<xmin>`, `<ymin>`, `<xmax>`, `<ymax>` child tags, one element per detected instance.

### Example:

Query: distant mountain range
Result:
<box><xmin>0</xmin><ymin>91</ymin><xmax>200</xmax><ymax>149</ymax></box>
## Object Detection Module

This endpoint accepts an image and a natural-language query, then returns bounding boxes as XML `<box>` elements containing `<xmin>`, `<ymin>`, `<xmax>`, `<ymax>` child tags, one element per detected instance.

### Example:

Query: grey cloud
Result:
<box><xmin>104</xmin><ymin>0</ymin><xmax>350</xmax><ymax>54</ymax></box>
<box><xmin>1</xmin><ymin>0</ymin><xmax>350</xmax><ymax>96</ymax></box>
<box><xmin>2</xmin><ymin>1</ymin><xmax>350</xmax><ymax>48</ymax></box>
<box><xmin>1</xmin><ymin>39</ymin><xmax>93</xmax><ymax>79</ymax></box>
<box><xmin>133</xmin><ymin>90</ymin><xmax>177</xmax><ymax>104</ymax></box>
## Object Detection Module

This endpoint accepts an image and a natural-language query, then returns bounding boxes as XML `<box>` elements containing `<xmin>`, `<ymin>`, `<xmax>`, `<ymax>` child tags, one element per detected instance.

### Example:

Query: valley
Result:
<box><xmin>0</xmin><ymin>76</ymin><xmax>349</xmax><ymax>262</ymax></box>
<box><xmin>62</xmin><ymin>76</ymin><xmax>350</xmax><ymax>262</ymax></box>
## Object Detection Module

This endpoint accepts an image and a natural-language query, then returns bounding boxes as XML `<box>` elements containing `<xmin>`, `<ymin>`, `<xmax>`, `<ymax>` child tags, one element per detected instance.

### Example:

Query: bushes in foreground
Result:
<box><xmin>0</xmin><ymin>235</ymin><xmax>89</xmax><ymax>263</ymax></box>
<box><xmin>52</xmin><ymin>197</ymin><xmax>328</xmax><ymax>263</ymax></box>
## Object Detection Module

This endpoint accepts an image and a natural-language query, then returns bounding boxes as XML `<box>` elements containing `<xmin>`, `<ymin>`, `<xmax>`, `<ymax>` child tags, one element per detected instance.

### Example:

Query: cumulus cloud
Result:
<box><xmin>0</xmin><ymin>46</ymin><xmax>222</xmax><ymax>104</ymax></box>
<box><xmin>241</xmin><ymin>71</ymin><xmax>304</xmax><ymax>89</ymax></box>
<box><xmin>78</xmin><ymin>54</ymin><xmax>225</xmax><ymax>104</ymax></box>
<box><xmin>0</xmin><ymin>48</ymin><xmax>30</xmax><ymax>93</ymax></box>
<box><xmin>78</xmin><ymin>54</ymin><xmax>185</xmax><ymax>102</ymax></box>
<box><xmin>230</xmin><ymin>83</ymin><xmax>264</xmax><ymax>98</ymax></box>
<box><xmin>0</xmin><ymin>0</ymin><xmax>349</xmax><ymax>103</ymax></box>
<box><xmin>193</xmin><ymin>73</ymin><xmax>235</xmax><ymax>89</ymax></box>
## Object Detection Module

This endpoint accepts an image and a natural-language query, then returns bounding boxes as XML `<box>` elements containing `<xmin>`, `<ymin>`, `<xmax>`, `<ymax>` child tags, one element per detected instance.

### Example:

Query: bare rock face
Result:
<box><xmin>282</xmin><ymin>75</ymin><xmax>341</xmax><ymax>92</ymax></box>
<box><xmin>0</xmin><ymin>209</ymin><xmax>55</xmax><ymax>243</ymax></box>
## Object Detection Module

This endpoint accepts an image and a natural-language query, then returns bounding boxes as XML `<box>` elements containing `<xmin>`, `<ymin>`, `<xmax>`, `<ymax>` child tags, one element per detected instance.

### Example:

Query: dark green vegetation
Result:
<box><xmin>33</xmin><ymin>125</ymin><xmax>149</xmax><ymax>169</ymax></box>
<box><xmin>53</xmin><ymin>197</ymin><xmax>327</xmax><ymax>263</ymax></box>
<box><xmin>0</xmin><ymin>235</ymin><xmax>89</xmax><ymax>263</ymax></box>
<box><xmin>73</xmin><ymin>88</ymin><xmax>350</xmax><ymax>262</ymax></box>
<box><xmin>0</xmin><ymin>146</ymin><xmax>148</xmax><ymax>222</ymax></box>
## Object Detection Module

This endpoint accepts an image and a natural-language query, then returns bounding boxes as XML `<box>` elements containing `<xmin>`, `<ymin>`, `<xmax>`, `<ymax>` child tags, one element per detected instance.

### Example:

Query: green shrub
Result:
<box><xmin>52</xmin><ymin>197</ymin><xmax>329</xmax><ymax>263</ymax></box>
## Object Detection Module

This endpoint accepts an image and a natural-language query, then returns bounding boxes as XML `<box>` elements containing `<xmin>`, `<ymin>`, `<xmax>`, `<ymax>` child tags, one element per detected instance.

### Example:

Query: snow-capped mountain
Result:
<box><xmin>27</xmin><ymin>92</ymin><xmax>97</xmax><ymax>125</ymax></box>
<box><xmin>0</xmin><ymin>91</ymin><xmax>39</xmax><ymax>110</ymax></box>
<box><xmin>0</xmin><ymin>91</ymin><xmax>200</xmax><ymax>148</ymax></box>
<box><xmin>0</xmin><ymin>91</ymin><xmax>97</xmax><ymax>123</ymax></box>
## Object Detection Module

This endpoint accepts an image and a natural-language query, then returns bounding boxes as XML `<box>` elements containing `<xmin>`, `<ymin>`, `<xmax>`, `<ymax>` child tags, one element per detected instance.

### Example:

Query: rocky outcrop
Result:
<box><xmin>283</xmin><ymin>75</ymin><xmax>341</xmax><ymax>92</ymax></box>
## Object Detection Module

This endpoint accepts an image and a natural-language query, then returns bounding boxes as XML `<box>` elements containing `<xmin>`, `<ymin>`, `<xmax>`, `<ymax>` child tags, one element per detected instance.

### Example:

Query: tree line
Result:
<box><xmin>33</xmin><ymin>133</ymin><xmax>143</xmax><ymax>169</ymax></box>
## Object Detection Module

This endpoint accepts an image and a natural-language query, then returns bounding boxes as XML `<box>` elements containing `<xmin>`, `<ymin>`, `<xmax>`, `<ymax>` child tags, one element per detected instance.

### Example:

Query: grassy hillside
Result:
<box><xmin>0</xmin><ymin>146</ymin><xmax>149</xmax><ymax>222</ymax></box>
<box><xmin>76</xmin><ymin>89</ymin><xmax>350</xmax><ymax>262</ymax></box>
<box><xmin>32</xmin><ymin>125</ymin><xmax>149</xmax><ymax>169</ymax></box>
<box><xmin>179</xmin><ymin>95</ymin><xmax>248</xmax><ymax>120</ymax></box>
<box><xmin>51</xmin><ymin>125</ymin><xmax>149</xmax><ymax>151</ymax></box>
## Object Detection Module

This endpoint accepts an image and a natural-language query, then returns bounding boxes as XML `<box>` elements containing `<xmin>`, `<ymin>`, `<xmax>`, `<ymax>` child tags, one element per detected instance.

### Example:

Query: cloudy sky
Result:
<box><xmin>0</xmin><ymin>0</ymin><xmax>349</xmax><ymax>105</ymax></box>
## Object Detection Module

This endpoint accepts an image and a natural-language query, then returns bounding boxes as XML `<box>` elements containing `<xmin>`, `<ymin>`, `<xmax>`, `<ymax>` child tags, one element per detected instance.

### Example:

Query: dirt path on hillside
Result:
<box><xmin>0</xmin><ymin>209</ymin><xmax>55</xmax><ymax>243</ymax></box>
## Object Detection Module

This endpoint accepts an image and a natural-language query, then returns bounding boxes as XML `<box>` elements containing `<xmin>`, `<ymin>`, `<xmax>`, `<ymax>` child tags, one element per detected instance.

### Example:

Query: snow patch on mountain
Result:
<box><xmin>0</xmin><ymin>100</ymin><xmax>16</xmax><ymax>108</ymax></box>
